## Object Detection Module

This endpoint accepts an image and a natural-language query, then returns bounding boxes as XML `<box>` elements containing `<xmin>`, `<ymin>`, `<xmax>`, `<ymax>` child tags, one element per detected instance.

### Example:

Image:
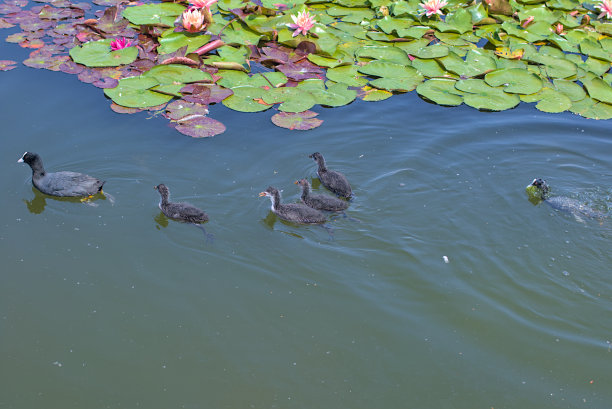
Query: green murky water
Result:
<box><xmin>1</xmin><ymin>58</ymin><xmax>612</xmax><ymax>408</ymax></box>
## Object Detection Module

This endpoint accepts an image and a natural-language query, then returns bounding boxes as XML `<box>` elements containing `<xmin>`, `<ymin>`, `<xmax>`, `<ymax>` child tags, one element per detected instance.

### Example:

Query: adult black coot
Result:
<box><xmin>18</xmin><ymin>151</ymin><xmax>105</xmax><ymax>197</ymax></box>
<box><xmin>295</xmin><ymin>179</ymin><xmax>349</xmax><ymax>211</ymax></box>
<box><xmin>308</xmin><ymin>152</ymin><xmax>352</xmax><ymax>198</ymax></box>
<box><xmin>259</xmin><ymin>186</ymin><xmax>326</xmax><ymax>224</ymax></box>
<box><xmin>154</xmin><ymin>184</ymin><xmax>209</xmax><ymax>223</ymax></box>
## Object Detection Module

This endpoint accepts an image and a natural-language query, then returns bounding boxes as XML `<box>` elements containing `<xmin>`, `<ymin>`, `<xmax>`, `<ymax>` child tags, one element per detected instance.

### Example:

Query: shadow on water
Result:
<box><xmin>23</xmin><ymin>186</ymin><xmax>107</xmax><ymax>214</ymax></box>
<box><xmin>154</xmin><ymin>211</ymin><xmax>214</xmax><ymax>243</ymax></box>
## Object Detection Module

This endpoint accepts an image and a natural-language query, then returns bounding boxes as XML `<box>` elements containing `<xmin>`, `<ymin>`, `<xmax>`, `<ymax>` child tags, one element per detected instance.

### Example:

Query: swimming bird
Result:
<box><xmin>259</xmin><ymin>186</ymin><xmax>326</xmax><ymax>224</ymax></box>
<box><xmin>295</xmin><ymin>178</ymin><xmax>349</xmax><ymax>211</ymax></box>
<box><xmin>526</xmin><ymin>178</ymin><xmax>606</xmax><ymax>222</ymax></box>
<box><xmin>18</xmin><ymin>151</ymin><xmax>105</xmax><ymax>197</ymax></box>
<box><xmin>154</xmin><ymin>184</ymin><xmax>209</xmax><ymax>223</ymax></box>
<box><xmin>309</xmin><ymin>152</ymin><xmax>352</xmax><ymax>198</ymax></box>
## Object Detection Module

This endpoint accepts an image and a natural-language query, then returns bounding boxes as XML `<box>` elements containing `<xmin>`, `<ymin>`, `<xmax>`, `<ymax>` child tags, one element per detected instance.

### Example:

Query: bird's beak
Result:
<box><xmin>258</xmin><ymin>192</ymin><xmax>266</xmax><ymax>197</ymax></box>
<box><xmin>153</xmin><ymin>186</ymin><xmax>158</xmax><ymax>190</ymax></box>
<box><xmin>294</xmin><ymin>180</ymin><xmax>298</xmax><ymax>184</ymax></box>
<box><xmin>17</xmin><ymin>158</ymin><xmax>23</xmax><ymax>163</ymax></box>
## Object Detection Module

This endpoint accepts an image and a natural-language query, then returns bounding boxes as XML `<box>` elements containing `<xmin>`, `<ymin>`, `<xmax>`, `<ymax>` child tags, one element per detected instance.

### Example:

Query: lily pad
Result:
<box><xmin>262</xmin><ymin>86</ymin><xmax>317</xmax><ymax>112</ymax></box>
<box><xmin>141</xmin><ymin>64</ymin><xmax>211</xmax><ymax>84</ymax></box>
<box><xmin>484</xmin><ymin>68</ymin><xmax>543</xmax><ymax>94</ymax></box>
<box><xmin>583</xmin><ymin>77</ymin><xmax>612</xmax><ymax>104</ymax></box>
<box><xmin>455</xmin><ymin>79</ymin><xmax>520</xmax><ymax>111</ymax></box>
<box><xmin>103</xmin><ymin>76</ymin><xmax>173</xmax><ymax>108</ymax></box>
<box><xmin>552</xmin><ymin>79</ymin><xmax>586</xmax><ymax>102</ymax></box>
<box><xmin>122</xmin><ymin>3</ymin><xmax>185</xmax><ymax>27</ymax></box>
<box><xmin>416</xmin><ymin>78</ymin><xmax>464</xmax><ymax>106</ymax></box>
<box><xmin>570</xmin><ymin>97</ymin><xmax>612</xmax><ymax>120</ymax></box>
<box><xmin>69</xmin><ymin>39</ymin><xmax>137</xmax><ymax>67</ymax></box>
<box><xmin>222</xmin><ymin>86</ymin><xmax>273</xmax><ymax>112</ymax></box>
<box><xmin>271</xmin><ymin>110</ymin><xmax>323</xmax><ymax>130</ymax></box>
<box><xmin>356</xmin><ymin>85</ymin><xmax>393</xmax><ymax>101</ymax></box>
<box><xmin>439</xmin><ymin>49</ymin><xmax>496</xmax><ymax>78</ymax></box>
<box><xmin>326</xmin><ymin>65</ymin><xmax>368</xmax><ymax>87</ymax></box>
<box><xmin>0</xmin><ymin>60</ymin><xmax>18</xmax><ymax>71</ymax></box>
<box><xmin>165</xmin><ymin>100</ymin><xmax>209</xmax><ymax>120</ymax></box>
<box><xmin>533</xmin><ymin>88</ymin><xmax>572</xmax><ymax>113</ymax></box>
<box><xmin>173</xmin><ymin>116</ymin><xmax>226</xmax><ymax>138</ymax></box>
<box><xmin>158</xmin><ymin>32</ymin><xmax>211</xmax><ymax>55</ymax></box>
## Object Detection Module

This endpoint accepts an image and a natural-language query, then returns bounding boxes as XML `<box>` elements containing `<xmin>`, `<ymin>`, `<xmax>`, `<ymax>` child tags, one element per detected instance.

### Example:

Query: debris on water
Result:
<box><xmin>562</xmin><ymin>271</ymin><xmax>569</xmax><ymax>276</ymax></box>
<box><xmin>442</xmin><ymin>255</ymin><xmax>449</xmax><ymax>264</ymax></box>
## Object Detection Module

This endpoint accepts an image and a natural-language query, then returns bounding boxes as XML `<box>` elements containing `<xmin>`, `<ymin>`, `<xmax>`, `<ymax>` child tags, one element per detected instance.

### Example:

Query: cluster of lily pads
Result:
<box><xmin>1</xmin><ymin>0</ymin><xmax>611</xmax><ymax>137</ymax></box>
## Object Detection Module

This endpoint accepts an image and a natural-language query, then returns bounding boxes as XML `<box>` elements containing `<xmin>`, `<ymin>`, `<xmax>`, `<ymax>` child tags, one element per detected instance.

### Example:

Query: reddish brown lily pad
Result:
<box><xmin>19</xmin><ymin>38</ymin><xmax>45</xmax><ymax>48</ymax></box>
<box><xmin>0</xmin><ymin>4</ymin><xmax>21</xmax><ymax>13</ymax></box>
<box><xmin>92</xmin><ymin>76</ymin><xmax>119</xmax><ymax>88</ymax></box>
<box><xmin>276</xmin><ymin>60</ymin><xmax>325</xmax><ymax>81</ymax></box>
<box><xmin>110</xmin><ymin>102</ymin><xmax>143</xmax><ymax>114</ymax></box>
<box><xmin>38</xmin><ymin>4</ymin><xmax>76</xmax><ymax>19</ymax></box>
<box><xmin>0</xmin><ymin>60</ymin><xmax>18</xmax><ymax>71</ymax></box>
<box><xmin>271</xmin><ymin>110</ymin><xmax>323</xmax><ymax>130</ymax></box>
<box><xmin>59</xmin><ymin>60</ymin><xmax>84</xmax><ymax>74</ymax></box>
<box><xmin>19</xmin><ymin>19</ymin><xmax>53</xmax><ymax>31</ymax></box>
<box><xmin>23</xmin><ymin>52</ymin><xmax>67</xmax><ymax>70</ymax></box>
<box><xmin>173</xmin><ymin>116</ymin><xmax>226</xmax><ymax>138</ymax></box>
<box><xmin>0</xmin><ymin>18</ymin><xmax>16</xmax><ymax>28</ymax></box>
<box><xmin>166</xmin><ymin>100</ymin><xmax>209</xmax><ymax>120</ymax></box>
<box><xmin>180</xmin><ymin>84</ymin><xmax>233</xmax><ymax>104</ymax></box>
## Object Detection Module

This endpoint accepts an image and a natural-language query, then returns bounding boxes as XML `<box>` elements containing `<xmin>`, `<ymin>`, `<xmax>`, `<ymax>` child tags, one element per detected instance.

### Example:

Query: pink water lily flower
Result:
<box><xmin>554</xmin><ymin>23</ymin><xmax>565</xmax><ymax>35</ymax></box>
<box><xmin>287</xmin><ymin>10</ymin><xmax>316</xmax><ymax>37</ymax></box>
<box><xmin>188</xmin><ymin>0</ymin><xmax>217</xmax><ymax>10</ymax></box>
<box><xmin>419</xmin><ymin>0</ymin><xmax>448</xmax><ymax>17</ymax></box>
<box><xmin>182</xmin><ymin>8</ymin><xmax>205</xmax><ymax>32</ymax></box>
<box><xmin>110</xmin><ymin>37</ymin><xmax>132</xmax><ymax>51</ymax></box>
<box><xmin>597</xmin><ymin>0</ymin><xmax>612</xmax><ymax>19</ymax></box>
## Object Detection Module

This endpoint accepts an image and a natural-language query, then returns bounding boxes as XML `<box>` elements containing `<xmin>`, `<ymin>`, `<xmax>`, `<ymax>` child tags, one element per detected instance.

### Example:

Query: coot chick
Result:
<box><xmin>18</xmin><ymin>151</ymin><xmax>105</xmax><ymax>197</ymax></box>
<box><xmin>259</xmin><ymin>186</ymin><xmax>326</xmax><ymax>224</ymax></box>
<box><xmin>154</xmin><ymin>184</ymin><xmax>209</xmax><ymax>223</ymax></box>
<box><xmin>526</xmin><ymin>178</ymin><xmax>606</xmax><ymax>221</ymax></box>
<box><xmin>295</xmin><ymin>178</ymin><xmax>349</xmax><ymax>212</ymax></box>
<box><xmin>309</xmin><ymin>152</ymin><xmax>352</xmax><ymax>198</ymax></box>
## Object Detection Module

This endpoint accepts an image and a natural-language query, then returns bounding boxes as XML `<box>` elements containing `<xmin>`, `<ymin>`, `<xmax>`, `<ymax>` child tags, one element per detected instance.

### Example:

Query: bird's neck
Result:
<box><xmin>300</xmin><ymin>186</ymin><xmax>310</xmax><ymax>201</ymax></box>
<box><xmin>270</xmin><ymin>193</ymin><xmax>280</xmax><ymax>210</ymax></box>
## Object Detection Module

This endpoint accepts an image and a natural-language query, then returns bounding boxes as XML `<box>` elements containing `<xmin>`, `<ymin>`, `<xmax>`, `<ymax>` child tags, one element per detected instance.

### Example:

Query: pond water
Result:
<box><xmin>2</xmin><ymin>36</ymin><xmax>612</xmax><ymax>408</ymax></box>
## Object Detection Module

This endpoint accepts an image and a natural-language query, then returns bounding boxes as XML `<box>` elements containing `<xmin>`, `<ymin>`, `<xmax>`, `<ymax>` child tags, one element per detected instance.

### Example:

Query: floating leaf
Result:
<box><xmin>439</xmin><ymin>49</ymin><xmax>496</xmax><ymax>78</ymax></box>
<box><xmin>355</xmin><ymin>46</ymin><xmax>411</xmax><ymax>65</ymax></box>
<box><xmin>553</xmin><ymin>79</ymin><xmax>586</xmax><ymax>102</ymax></box>
<box><xmin>165</xmin><ymin>100</ymin><xmax>209</xmax><ymax>120</ymax></box>
<box><xmin>326</xmin><ymin>65</ymin><xmax>368</xmax><ymax>87</ymax></box>
<box><xmin>122</xmin><ymin>3</ymin><xmax>185</xmax><ymax>26</ymax></box>
<box><xmin>262</xmin><ymin>86</ymin><xmax>317</xmax><ymax>112</ymax></box>
<box><xmin>142</xmin><ymin>64</ymin><xmax>211</xmax><ymax>84</ymax></box>
<box><xmin>173</xmin><ymin>116</ymin><xmax>226</xmax><ymax>138</ymax></box>
<box><xmin>455</xmin><ymin>79</ymin><xmax>520</xmax><ymax>111</ymax></box>
<box><xmin>158</xmin><ymin>32</ymin><xmax>211</xmax><ymax>55</ymax></box>
<box><xmin>0</xmin><ymin>60</ymin><xmax>18</xmax><ymax>71</ymax></box>
<box><xmin>484</xmin><ymin>68</ymin><xmax>543</xmax><ymax>94</ymax></box>
<box><xmin>583</xmin><ymin>77</ymin><xmax>612</xmax><ymax>104</ymax></box>
<box><xmin>416</xmin><ymin>79</ymin><xmax>464</xmax><ymax>106</ymax></box>
<box><xmin>570</xmin><ymin>97</ymin><xmax>612</xmax><ymax>120</ymax></box>
<box><xmin>103</xmin><ymin>76</ymin><xmax>173</xmax><ymax>108</ymax></box>
<box><xmin>271</xmin><ymin>111</ymin><xmax>323</xmax><ymax>130</ymax></box>
<box><xmin>533</xmin><ymin>88</ymin><xmax>572</xmax><ymax>113</ymax></box>
<box><xmin>222</xmin><ymin>86</ymin><xmax>273</xmax><ymax>112</ymax></box>
<box><xmin>357</xmin><ymin>85</ymin><xmax>393</xmax><ymax>101</ymax></box>
<box><xmin>69</xmin><ymin>39</ymin><xmax>137</xmax><ymax>67</ymax></box>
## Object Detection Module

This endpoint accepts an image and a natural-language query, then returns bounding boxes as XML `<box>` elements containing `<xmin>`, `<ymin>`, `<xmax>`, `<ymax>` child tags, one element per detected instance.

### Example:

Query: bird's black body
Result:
<box><xmin>18</xmin><ymin>152</ymin><xmax>105</xmax><ymax>197</ymax></box>
<box><xmin>309</xmin><ymin>152</ymin><xmax>352</xmax><ymax>198</ymax></box>
<box><xmin>154</xmin><ymin>184</ymin><xmax>209</xmax><ymax>223</ymax></box>
<box><xmin>295</xmin><ymin>178</ymin><xmax>348</xmax><ymax>212</ymax></box>
<box><xmin>259</xmin><ymin>186</ymin><xmax>326</xmax><ymax>224</ymax></box>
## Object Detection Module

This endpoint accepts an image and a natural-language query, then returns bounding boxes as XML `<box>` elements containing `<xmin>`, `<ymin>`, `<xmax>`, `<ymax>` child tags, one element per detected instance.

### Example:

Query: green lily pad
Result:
<box><xmin>552</xmin><ymin>79</ymin><xmax>587</xmax><ymax>102</ymax></box>
<box><xmin>326</xmin><ymin>65</ymin><xmax>368</xmax><ymax>87</ymax></box>
<box><xmin>104</xmin><ymin>76</ymin><xmax>173</xmax><ymax>108</ymax></box>
<box><xmin>455</xmin><ymin>79</ymin><xmax>521</xmax><ymax>111</ymax></box>
<box><xmin>271</xmin><ymin>111</ymin><xmax>323</xmax><ymax>130</ymax></box>
<box><xmin>439</xmin><ymin>49</ymin><xmax>496</xmax><ymax>78</ymax></box>
<box><xmin>534</xmin><ymin>88</ymin><xmax>572</xmax><ymax>113</ymax></box>
<box><xmin>69</xmin><ymin>39</ymin><xmax>137</xmax><ymax>67</ymax></box>
<box><xmin>158</xmin><ymin>32</ymin><xmax>211</xmax><ymax>55</ymax></box>
<box><xmin>570</xmin><ymin>97</ymin><xmax>612</xmax><ymax>120</ymax></box>
<box><xmin>395</xmin><ymin>39</ymin><xmax>449</xmax><ymax>59</ymax></box>
<box><xmin>583</xmin><ymin>77</ymin><xmax>612</xmax><ymax>104</ymax></box>
<box><xmin>411</xmin><ymin>58</ymin><xmax>449</xmax><ymax>78</ymax></box>
<box><xmin>416</xmin><ymin>78</ymin><xmax>464</xmax><ymax>106</ymax></box>
<box><xmin>122</xmin><ymin>3</ymin><xmax>185</xmax><ymax>27</ymax></box>
<box><xmin>262</xmin><ymin>86</ymin><xmax>317</xmax><ymax>112</ymax></box>
<box><xmin>484</xmin><ymin>68</ymin><xmax>543</xmax><ymax>94</ymax></box>
<box><xmin>142</xmin><ymin>64</ymin><xmax>211</xmax><ymax>84</ymax></box>
<box><xmin>579</xmin><ymin>39</ymin><xmax>612</xmax><ymax>63</ymax></box>
<box><xmin>307</xmin><ymin>54</ymin><xmax>345</xmax><ymax>68</ymax></box>
<box><xmin>222</xmin><ymin>86</ymin><xmax>273</xmax><ymax>112</ymax></box>
<box><xmin>355</xmin><ymin>46</ymin><xmax>411</xmax><ymax>65</ymax></box>
<box><xmin>298</xmin><ymin>80</ymin><xmax>357</xmax><ymax>106</ymax></box>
